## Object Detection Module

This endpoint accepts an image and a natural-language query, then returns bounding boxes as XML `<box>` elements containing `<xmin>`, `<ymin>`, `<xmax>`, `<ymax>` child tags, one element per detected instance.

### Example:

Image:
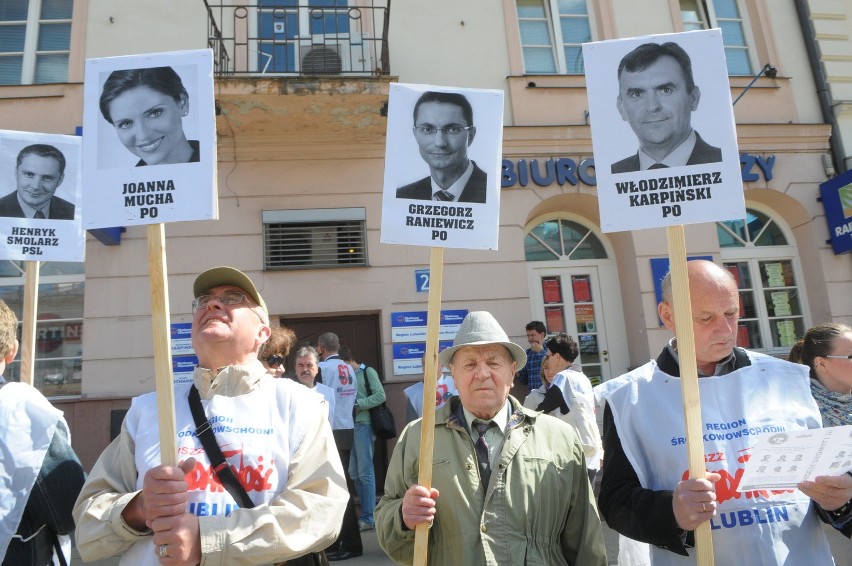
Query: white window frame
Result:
<box><xmin>516</xmin><ymin>0</ymin><xmax>596</xmax><ymax>75</ymax></box>
<box><xmin>0</xmin><ymin>0</ymin><xmax>73</xmax><ymax>85</ymax></box>
<box><xmin>717</xmin><ymin>204</ymin><xmax>810</xmax><ymax>355</ymax></box>
<box><xmin>679</xmin><ymin>0</ymin><xmax>758</xmax><ymax>76</ymax></box>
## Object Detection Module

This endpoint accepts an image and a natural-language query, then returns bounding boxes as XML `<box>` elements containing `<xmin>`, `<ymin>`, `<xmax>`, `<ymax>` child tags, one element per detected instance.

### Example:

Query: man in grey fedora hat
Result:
<box><xmin>375</xmin><ymin>311</ymin><xmax>606</xmax><ymax>565</ymax></box>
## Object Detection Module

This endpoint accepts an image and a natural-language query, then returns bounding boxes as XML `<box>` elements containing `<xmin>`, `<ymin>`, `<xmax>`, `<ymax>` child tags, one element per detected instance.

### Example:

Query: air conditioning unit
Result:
<box><xmin>299</xmin><ymin>34</ymin><xmax>373</xmax><ymax>74</ymax></box>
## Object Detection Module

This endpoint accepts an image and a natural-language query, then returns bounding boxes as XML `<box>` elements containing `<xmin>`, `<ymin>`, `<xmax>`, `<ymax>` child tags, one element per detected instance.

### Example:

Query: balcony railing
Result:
<box><xmin>203</xmin><ymin>1</ymin><xmax>390</xmax><ymax>77</ymax></box>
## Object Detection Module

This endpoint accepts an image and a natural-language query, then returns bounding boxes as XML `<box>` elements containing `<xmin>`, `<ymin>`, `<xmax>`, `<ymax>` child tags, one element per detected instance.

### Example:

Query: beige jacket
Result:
<box><xmin>73</xmin><ymin>363</ymin><xmax>348</xmax><ymax>566</ymax></box>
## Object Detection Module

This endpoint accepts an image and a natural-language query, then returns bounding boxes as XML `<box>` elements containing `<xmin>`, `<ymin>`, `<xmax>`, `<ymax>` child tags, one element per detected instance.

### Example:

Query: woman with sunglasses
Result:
<box><xmin>258</xmin><ymin>326</ymin><xmax>296</xmax><ymax>378</ymax></box>
<box><xmin>789</xmin><ymin>322</ymin><xmax>852</xmax><ymax>565</ymax></box>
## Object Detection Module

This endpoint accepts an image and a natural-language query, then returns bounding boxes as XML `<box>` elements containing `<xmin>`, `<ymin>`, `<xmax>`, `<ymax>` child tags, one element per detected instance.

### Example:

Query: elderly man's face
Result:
<box><xmin>295</xmin><ymin>354</ymin><xmax>319</xmax><ymax>387</ymax></box>
<box><xmin>450</xmin><ymin>344</ymin><xmax>516</xmax><ymax>420</ymax></box>
<box><xmin>16</xmin><ymin>154</ymin><xmax>64</xmax><ymax>210</ymax></box>
<box><xmin>616</xmin><ymin>55</ymin><xmax>699</xmax><ymax>158</ymax></box>
<box><xmin>191</xmin><ymin>284</ymin><xmax>268</xmax><ymax>355</ymax></box>
<box><xmin>413</xmin><ymin>101</ymin><xmax>475</xmax><ymax>174</ymax></box>
<box><xmin>658</xmin><ymin>263</ymin><xmax>740</xmax><ymax>374</ymax></box>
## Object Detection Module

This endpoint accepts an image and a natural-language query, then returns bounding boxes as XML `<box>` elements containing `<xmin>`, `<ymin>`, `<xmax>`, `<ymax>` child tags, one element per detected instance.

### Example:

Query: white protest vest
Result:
<box><xmin>0</xmin><ymin>382</ymin><xmax>71</xmax><ymax>563</ymax></box>
<box><xmin>403</xmin><ymin>375</ymin><xmax>457</xmax><ymax>418</ymax></box>
<box><xmin>552</xmin><ymin>369</ymin><xmax>603</xmax><ymax>468</ymax></box>
<box><xmin>319</xmin><ymin>356</ymin><xmax>357</xmax><ymax>430</ymax></box>
<box><xmin>119</xmin><ymin>377</ymin><xmax>316</xmax><ymax>566</ymax></box>
<box><xmin>607</xmin><ymin>351</ymin><xmax>833</xmax><ymax>565</ymax></box>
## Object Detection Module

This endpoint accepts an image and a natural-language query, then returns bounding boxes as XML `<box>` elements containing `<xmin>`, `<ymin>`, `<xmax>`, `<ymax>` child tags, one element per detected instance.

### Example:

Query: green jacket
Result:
<box><xmin>354</xmin><ymin>364</ymin><xmax>387</xmax><ymax>425</ymax></box>
<box><xmin>375</xmin><ymin>396</ymin><xmax>607</xmax><ymax>565</ymax></box>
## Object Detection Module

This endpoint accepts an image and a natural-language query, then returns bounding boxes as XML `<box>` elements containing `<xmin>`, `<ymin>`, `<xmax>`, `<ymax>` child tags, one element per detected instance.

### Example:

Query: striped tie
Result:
<box><xmin>433</xmin><ymin>190</ymin><xmax>454</xmax><ymax>201</ymax></box>
<box><xmin>33</xmin><ymin>210</ymin><xmax>46</xmax><ymax>219</ymax></box>
<box><xmin>473</xmin><ymin>420</ymin><xmax>492</xmax><ymax>487</ymax></box>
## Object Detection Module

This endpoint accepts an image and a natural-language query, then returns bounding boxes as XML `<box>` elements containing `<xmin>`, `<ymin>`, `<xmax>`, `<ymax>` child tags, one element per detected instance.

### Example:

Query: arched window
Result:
<box><xmin>525</xmin><ymin>218</ymin><xmax>608</xmax><ymax>261</ymax></box>
<box><xmin>716</xmin><ymin>208</ymin><xmax>807</xmax><ymax>354</ymax></box>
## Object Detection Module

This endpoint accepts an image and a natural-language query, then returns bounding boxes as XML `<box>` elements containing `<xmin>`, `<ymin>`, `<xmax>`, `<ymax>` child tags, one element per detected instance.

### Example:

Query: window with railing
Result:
<box><xmin>515</xmin><ymin>0</ymin><xmax>592</xmax><ymax>75</ymax></box>
<box><xmin>0</xmin><ymin>260</ymin><xmax>84</xmax><ymax>397</ymax></box>
<box><xmin>204</xmin><ymin>0</ymin><xmax>389</xmax><ymax>76</ymax></box>
<box><xmin>680</xmin><ymin>0</ymin><xmax>753</xmax><ymax>75</ymax></box>
<box><xmin>0</xmin><ymin>0</ymin><xmax>73</xmax><ymax>85</ymax></box>
<box><xmin>717</xmin><ymin>208</ymin><xmax>807</xmax><ymax>353</ymax></box>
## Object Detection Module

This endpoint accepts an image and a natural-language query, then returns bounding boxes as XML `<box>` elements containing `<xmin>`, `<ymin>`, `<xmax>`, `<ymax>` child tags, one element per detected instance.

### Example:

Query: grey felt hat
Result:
<box><xmin>438</xmin><ymin>311</ymin><xmax>527</xmax><ymax>369</ymax></box>
<box><xmin>193</xmin><ymin>266</ymin><xmax>268</xmax><ymax>315</ymax></box>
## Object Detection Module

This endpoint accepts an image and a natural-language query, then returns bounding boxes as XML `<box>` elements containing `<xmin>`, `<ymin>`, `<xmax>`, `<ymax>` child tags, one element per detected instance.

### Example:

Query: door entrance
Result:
<box><xmin>527</xmin><ymin>265</ymin><xmax>628</xmax><ymax>385</ymax></box>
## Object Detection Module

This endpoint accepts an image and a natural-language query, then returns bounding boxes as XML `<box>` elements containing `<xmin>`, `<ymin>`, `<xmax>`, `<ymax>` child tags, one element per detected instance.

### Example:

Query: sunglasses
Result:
<box><xmin>266</xmin><ymin>355</ymin><xmax>285</xmax><ymax>367</ymax></box>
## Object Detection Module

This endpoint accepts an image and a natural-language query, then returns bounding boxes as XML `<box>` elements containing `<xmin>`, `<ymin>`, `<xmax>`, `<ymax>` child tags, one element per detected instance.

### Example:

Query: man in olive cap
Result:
<box><xmin>74</xmin><ymin>266</ymin><xmax>348</xmax><ymax>565</ymax></box>
<box><xmin>375</xmin><ymin>311</ymin><xmax>606</xmax><ymax>565</ymax></box>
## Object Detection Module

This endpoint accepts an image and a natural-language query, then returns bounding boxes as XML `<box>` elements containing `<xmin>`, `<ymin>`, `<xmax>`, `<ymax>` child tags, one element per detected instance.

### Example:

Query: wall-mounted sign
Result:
<box><xmin>819</xmin><ymin>169</ymin><xmax>852</xmax><ymax>255</ymax></box>
<box><xmin>390</xmin><ymin>309</ymin><xmax>468</xmax><ymax>342</ymax></box>
<box><xmin>414</xmin><ymin>268</ymin><xmax>430</xmax><ymax>293</ymax></box>
<box><xmin>392</xmin><ymin>341</ymin><xmax>454</xmax><ymax>376</ymax></box>
<box><xmin>170</xmin><ymin>322</ymin><xmax>193</xmax><ymax>356</ymax></box>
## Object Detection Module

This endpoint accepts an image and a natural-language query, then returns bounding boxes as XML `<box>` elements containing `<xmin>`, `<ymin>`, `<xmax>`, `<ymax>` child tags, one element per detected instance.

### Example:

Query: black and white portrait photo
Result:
<box><xmin>82</xmin><ymin>49</ymin><xmax>217</xmax><ymax>230</ymax></box>
<box><xmin>0</xmin><ymin>129</ymin><xmax>84</xmax><ymax>262</ymax></box>
<box><xmin>611</xmin><ymin>41</ymin><xmax>722</xmax><ymax>173</ymax></box>
<box><xmin>96</xmin><ymin>65</ymin><xmax>200</xmax><ymax>169</ymax></box>
<box><xmin>583</xmin><ymin>30</ymin><xmax>745</xmax><ymax>233</ymax></box>
<box><xmin>396</xmin><ymin>91</ymin><xmax>487</xmax><ymax>204</ymax></box>
<box><xmin>380</xmin><ymin>83</ymin><xmax>504</xmax><ymax>251</ymax></box>
<box><xmin>0</xmin><ymin>143</ymin><xmax>74</xmax><ymax>220</ymax></box>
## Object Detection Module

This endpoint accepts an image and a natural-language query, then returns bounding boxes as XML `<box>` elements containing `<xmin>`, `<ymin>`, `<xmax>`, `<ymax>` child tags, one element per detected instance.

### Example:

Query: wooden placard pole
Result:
<box><xmin>148</xmin><ymin>223</ymin><xmax>177</xmax><ymax>467</ymax></box>
<box><xmin>412</xmin><ymin>246</ymin><xmax>445</xmax><ymax>565</ymax></box>
<box><xmin>19</xmin><ymin>261</ymin><xmax>40</xmax><ymax>386</ymax></box>
<box><xmin>666</xmin><ymin>225</ymin><xmax>714</xmax><ymax>566</ymax></box>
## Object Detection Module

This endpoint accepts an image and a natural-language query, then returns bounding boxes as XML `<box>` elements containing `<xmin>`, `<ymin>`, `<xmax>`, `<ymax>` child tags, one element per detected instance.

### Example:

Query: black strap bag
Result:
<box><xmin>188</xmin><ymin>386</ymin><xmax>329</xmax><ymax>566</ymax></box>
<box><xmin>363</xmin><ymin>370</ymin><xmax>397</xmax><ymax>440</ymax></box>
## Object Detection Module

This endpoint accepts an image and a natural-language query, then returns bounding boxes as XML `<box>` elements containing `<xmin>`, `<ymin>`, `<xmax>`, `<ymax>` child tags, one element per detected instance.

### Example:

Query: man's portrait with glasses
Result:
<box><xmin>395</xmin><ymin>91</ymin><xmax>488</xmax><ymax>203</ymax></box>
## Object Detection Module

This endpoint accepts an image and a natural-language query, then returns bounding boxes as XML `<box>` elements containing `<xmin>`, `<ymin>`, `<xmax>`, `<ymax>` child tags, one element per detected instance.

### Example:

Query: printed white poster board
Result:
<box><xmin>0</xmin><ymin>130</ymin><xmax>84</xmax><ymax>262</ymax></box>
<box><xmin>82</xmin><ymin>49</ymin><xmax>217</xmax><ymax>229</ymax></box>
<box><xmin>583</xmin><ymin>30</ymin><xmax>745</xmax><ymax>233</ymax></box>
<box><xmin>380</xmin><ymin>83</ymin><xmax>504</xmax><ymax>250</ymax></box>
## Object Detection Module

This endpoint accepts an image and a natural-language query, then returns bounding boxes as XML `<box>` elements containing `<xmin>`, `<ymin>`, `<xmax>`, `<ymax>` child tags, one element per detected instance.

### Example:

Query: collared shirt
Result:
<box><xmin>463</xmin><ymin>400</ymin><xmax>511</xmax><ymax>468</ymax></box>
<box><xmin>518</xmin><ymin>345</ymin><xmax>546</xmax><ymax>390</ymax></box>
<box><xmin>638</xmin><ymin>129</ymin><xmax>697</xmax><ymax>170</ymax></box>
<box><xmin>17</xmin><ymin>194</ymin><xmax>50</xmax><ymax>219</ymax></box>
<box><xmin>431</xmin><ymin>160</ymin><xmax>474</xmax><ymax>201</ymax></box>
<box><xmin>666</xmin><ymin>337</ymin><xmax>737</xmax><ymax>376</ymax></box>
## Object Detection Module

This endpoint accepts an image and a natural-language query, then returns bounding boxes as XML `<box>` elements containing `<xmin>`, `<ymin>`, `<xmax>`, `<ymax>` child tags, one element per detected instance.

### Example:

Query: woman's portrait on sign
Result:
<box><xmin>97</xmin><ymin>65</ymin><xmax>200</xmax><ymax>168</ymax></box>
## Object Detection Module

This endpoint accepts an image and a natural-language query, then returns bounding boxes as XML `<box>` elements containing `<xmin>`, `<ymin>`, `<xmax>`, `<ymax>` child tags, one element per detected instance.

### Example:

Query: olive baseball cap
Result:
<box><xmin>193</xmin><ymin>266</ymin><xmax>268</xmax><ymax>315</ymax></box>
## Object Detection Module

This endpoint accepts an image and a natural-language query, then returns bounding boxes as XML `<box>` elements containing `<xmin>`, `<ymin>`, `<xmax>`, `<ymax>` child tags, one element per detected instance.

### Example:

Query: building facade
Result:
<box><xmin>0</xmin><ymin>0</ymin><xmax>849</xmax><ymax>470</ymax></box>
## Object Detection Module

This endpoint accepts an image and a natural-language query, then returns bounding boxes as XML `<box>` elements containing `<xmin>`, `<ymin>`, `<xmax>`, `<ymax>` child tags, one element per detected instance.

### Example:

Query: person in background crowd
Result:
<box><xmin>376</xmin><ymin>311</ymin><xmax>607</xmax><ymax>564</ymax></box>
<box><xmin>522</xmin><ymin>355</ymin><xmax>555</xmax><ymax>411</ymax></box>
<box><xmin>403</xmin><ymin>354</ymin><xmax>457</xmax><ymax>425</ymax></box>
<box><xmin>789</xmin><ymin>322</ymin><xmax>852</xmax><ymax>564</ymax></box>
<box><xmin>293</xmin><ymin>345</ymin><xmax>336</xmax><ymax>424</ymax></box>
<box><xmin>340</xmin><ymin>347</ymin><xmax>386</xmax><ymax>533</ymax></box>
<box><xmin>534</xmin><ymin>332</ymin><xmax>603</xmax><ymax>483</ymax></box>
<box><xmin>514</xmin><ymin>320</ymin><xmax>547</xmax><ymax>394</ymax></box>
<box><xmin>317</xmin><ymin>333</ymin><xmax>363</xmax><ymax>562</ymax></box>
<box><xmin>0</xmin><ymin>299</ymin><xmax>85</xmax><ymax>566</ymax></box>
<box><xmin>599</xmin><ymin>260</ymin><xmax>852</xmax><ymax>564</ymax></box>
<box><xmin>74</xmin><ymin>267</ymin><xmax>347</xmax><ymax>565</ymax></box>
<box><xmin>257</xmin><ymin>325</ymin><xmax>296</xmax><ymax>378</ymax></box>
